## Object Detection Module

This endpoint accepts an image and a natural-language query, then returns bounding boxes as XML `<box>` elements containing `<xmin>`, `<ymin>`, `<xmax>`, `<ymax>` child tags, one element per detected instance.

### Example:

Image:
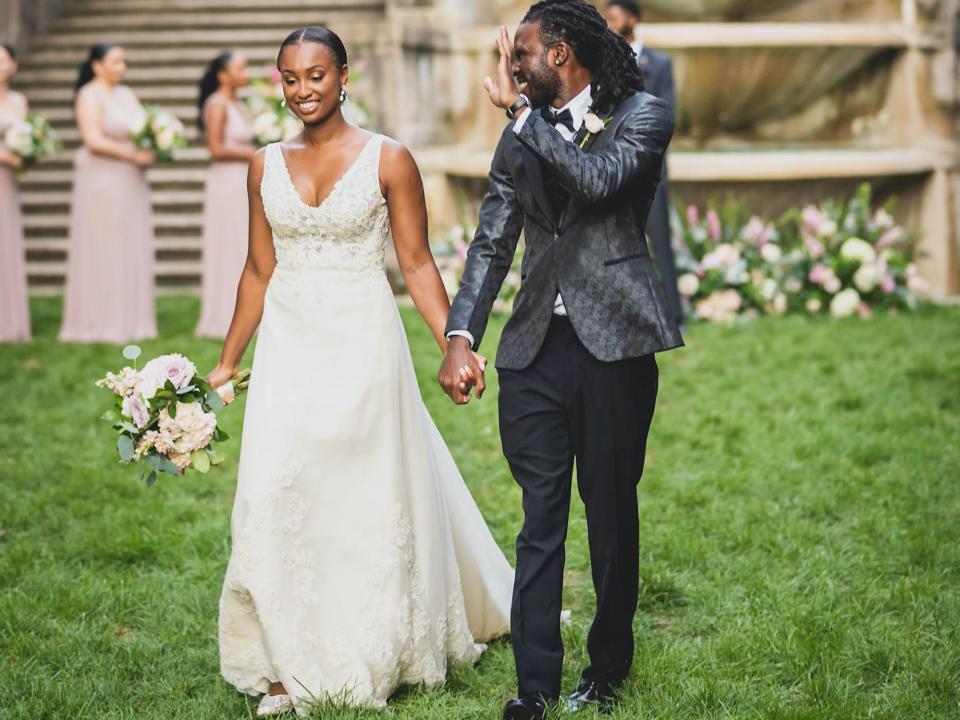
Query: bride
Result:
<box><xmin>206</xmin><ymin>26</ymin><xmax>512</xmax><ymax>717</ymax></box>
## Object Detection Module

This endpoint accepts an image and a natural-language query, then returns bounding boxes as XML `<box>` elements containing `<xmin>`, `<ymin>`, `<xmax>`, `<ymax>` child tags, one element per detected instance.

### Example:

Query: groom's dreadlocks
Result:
<box><xmin>523</xmin><ymin>0</ymin><xmax>644</xmax><ymax>111</ymax></box>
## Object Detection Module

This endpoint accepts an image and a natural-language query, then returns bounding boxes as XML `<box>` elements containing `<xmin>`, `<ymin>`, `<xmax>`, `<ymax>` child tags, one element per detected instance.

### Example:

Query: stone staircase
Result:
<box><xmin>14</xmin><ymin>0</ymin><xmax>387</xmax><ymax>293</ymax></box>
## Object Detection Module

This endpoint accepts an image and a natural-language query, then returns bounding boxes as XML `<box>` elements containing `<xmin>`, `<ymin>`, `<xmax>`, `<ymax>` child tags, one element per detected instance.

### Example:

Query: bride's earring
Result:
<box><xmin>339</xmin><ymin>88</ymin><xmax>347</xmax><ymax>105</ymax></box>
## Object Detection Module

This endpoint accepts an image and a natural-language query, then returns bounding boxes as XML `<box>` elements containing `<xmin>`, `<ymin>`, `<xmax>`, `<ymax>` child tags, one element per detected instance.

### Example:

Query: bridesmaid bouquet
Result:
<box><xmin>97</xmin><ymin>345</ymin><xmax>250</xmax><ymax>485</ymax></box>
<box><xmin>245</xmin><ymin>77</ymin><xmax>301</xmax><ymax>147</ymax></box>
<box><xmin>3</xmin><ymin>114</ymin><xmax>61</xmax><ymax>166</ymax></box>
<box><xmin>130</xmin><ymin>104</ymin><xmax>187</xmax><ymax>162</ymax></box>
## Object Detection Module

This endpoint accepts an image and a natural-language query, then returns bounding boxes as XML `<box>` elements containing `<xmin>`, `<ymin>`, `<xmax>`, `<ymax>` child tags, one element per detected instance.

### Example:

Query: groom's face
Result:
<box><xmin>513</xmin><ymin>21</ymin><xmax>561</xmax><ymax>109</ymax></box>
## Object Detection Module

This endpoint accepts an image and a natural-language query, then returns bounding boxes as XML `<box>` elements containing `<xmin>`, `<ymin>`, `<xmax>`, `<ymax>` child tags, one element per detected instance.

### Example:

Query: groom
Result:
<box><xmin>439</xmin><ymin>1</ymin><xmax>683</xmax><ymax>718</ymax></box>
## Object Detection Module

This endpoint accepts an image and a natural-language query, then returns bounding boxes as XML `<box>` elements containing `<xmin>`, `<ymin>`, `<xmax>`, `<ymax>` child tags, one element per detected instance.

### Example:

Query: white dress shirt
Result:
<box><xmin>447</xmin><ymin>84</ymin><xmax>593</xmax><ymax>347</ymax></box>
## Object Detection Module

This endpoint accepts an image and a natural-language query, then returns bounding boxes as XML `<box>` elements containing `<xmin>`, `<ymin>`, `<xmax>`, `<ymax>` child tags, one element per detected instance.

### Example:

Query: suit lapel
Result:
<box><xmin>562</xmin><ymin>105</ymin><xmax>622</xmax><ymax>227</ymax></box>
<box><xmin>519</xmin><ymin>144</ymin><xmax>556</xmax><ymax>226</ymax></box>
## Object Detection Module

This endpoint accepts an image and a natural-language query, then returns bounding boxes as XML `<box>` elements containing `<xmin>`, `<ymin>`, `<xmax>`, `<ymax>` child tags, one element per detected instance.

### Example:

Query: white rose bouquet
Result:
<box><xmin>130</xmin><ymin>105</ymin><xmax>187</xmax><ymax>162</ymax></box>
<box><xmin>245</xmin><ymin>77</ymin><xmax>302</xmax><ymax>147</ymax></box>
<box><xmin>97</xmin><ymin>346</ymin><xmax>250</xmax><ymax>484</ymax></box>
<box><xmin>3</xmin><ymin>113</ymin><xmax>61</xmax><ymax>166</ymax></box>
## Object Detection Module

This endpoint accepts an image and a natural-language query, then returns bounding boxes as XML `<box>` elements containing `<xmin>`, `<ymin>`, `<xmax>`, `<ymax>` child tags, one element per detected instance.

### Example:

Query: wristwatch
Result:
<box><xmin>506</xmin><ymin>94</ymin><xmax>531</xmax><ymax>120</ymax></box>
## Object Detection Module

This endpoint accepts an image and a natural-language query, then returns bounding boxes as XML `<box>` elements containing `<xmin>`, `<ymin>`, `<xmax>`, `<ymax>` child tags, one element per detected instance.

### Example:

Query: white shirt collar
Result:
<box><xmin>553</xmin><ymin>83</ymin><xmax>593</xmax><ymax>129</ymax></box>
<box><xmin>632</xmin><ymin>38</ymin><xmax>644</xmax><ymax>57</ymax></box>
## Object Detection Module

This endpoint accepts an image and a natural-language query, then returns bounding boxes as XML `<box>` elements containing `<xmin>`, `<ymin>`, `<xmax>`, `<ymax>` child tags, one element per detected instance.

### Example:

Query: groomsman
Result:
<box><xmin>605</xmin><ymin>0</ymin><xmax>682</xmax><ymax>326</ymax></box>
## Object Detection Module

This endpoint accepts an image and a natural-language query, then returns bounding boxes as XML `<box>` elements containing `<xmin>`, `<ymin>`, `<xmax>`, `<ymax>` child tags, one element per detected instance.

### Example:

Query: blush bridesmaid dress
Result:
<box><xmin>59</xmin><ymin>84</ymin><xmax>157</xmax><ymax>343</ymax></box>
<box><xmin>0</xmin><ymin>95</ymin><xmax>32</xmax><ymax>342</ymax></box>
<box><xmin>195</xmin><ymin>96</ymin><xmax>255</xmax><ymax>338</ymax></box>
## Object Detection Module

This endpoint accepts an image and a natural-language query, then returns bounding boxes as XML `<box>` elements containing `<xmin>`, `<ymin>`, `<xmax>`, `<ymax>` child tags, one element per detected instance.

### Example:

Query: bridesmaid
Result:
<box><xmin>195</xmin><ymin>51</ymin><xmax>255</xmax><ymax>338</ymax></box>
<box><xmin>60</xmin><ymin>43</ymin><xmax>157</xmax><ymax>343</ymax></box>
<box><xmin>0</xmin><ymin>43</ymin><xmax>31</xmax><ymax>342</ymax></box>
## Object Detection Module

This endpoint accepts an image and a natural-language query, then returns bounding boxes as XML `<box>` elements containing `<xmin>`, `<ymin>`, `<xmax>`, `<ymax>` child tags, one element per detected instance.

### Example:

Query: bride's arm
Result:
<box><xmin>208</xmin><ymin>148</ymin><xmax>276</xmax><ymax>387</ymax></box>
<box><xmin>381</xmin><ymin>139</ymin><xmax>483</xmax><ymax>402</ymax></box>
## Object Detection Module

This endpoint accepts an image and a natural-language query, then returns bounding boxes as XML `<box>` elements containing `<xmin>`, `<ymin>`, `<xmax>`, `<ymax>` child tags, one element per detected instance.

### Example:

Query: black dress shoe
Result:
<box><xmin>563</xmin><ymin>677</ymin><xmax>622</xmax><ymax>714</ymax></box>
<box><xmin>502</xmin><ymin>694</ymin><xmax>554</xmax><ymax>720</ymax></box>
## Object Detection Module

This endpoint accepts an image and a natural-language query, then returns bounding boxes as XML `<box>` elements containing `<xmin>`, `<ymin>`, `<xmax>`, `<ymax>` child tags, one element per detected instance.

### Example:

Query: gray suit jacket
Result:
<box><xmin>445</xmin><ymin>91</ymin><xmax>684</xmax><ymax>371</ymax></box>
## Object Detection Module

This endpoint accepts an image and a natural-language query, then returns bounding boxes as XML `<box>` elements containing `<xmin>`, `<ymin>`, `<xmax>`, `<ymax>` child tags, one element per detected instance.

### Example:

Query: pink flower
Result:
<box><xmin>881</xmin><ymin>275</ymin><xmax>896</xmax><ymax>294</ymax></box>
<box><xmin>706</xmin><ymin>210</ymin><xmax>722</xmax><ymax>242</ymax></box>
<box><xmin>139</xmin><ymin>354</ymin><xmax>198</xmax><ymax>398</ymax></box>
<box><xmin>686</xmin><ymin>205</ymin><xmax>700</xmax><ymax>227</ymax></box>
<box><xmin>121</xmin><ymin>394</ymin><xmax>151</xmax><ymax>429</ymax></box>
<box><xmin>875</xmin><ymin>228</ymin><xmax>902</xmax><ymax>251</ymax></box>
<box><xmin>742</xmin><ymin>216</ymin><xmax>770</xmax><ymax>246</ymax></box>
<box><xmin>804</xmin><ymin>235</ymin><xmax>826</xmax><ymax>258</ymax></box>
<box><xmin>155</xmin><ymin>402</ymin><xmax>217</xmax><ymax>459</ymax></box>
<box><xmin>857</xmin><ymin>302</ymin><xmax>873</xmax><ymax>319</ymax></box>
<box><xmin>801</xmin><ymin>205</ymin><xmax>823</xmax><ymax>232</ymax></box>
<box><xmin>808</xmin><ymin>263</ymin><xmax>829</xmax><ymax>285</ymax></box>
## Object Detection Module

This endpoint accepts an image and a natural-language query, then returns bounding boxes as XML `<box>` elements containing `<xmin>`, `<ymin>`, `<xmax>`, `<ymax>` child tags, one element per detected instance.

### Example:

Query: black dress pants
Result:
<box><xmin>498</xmin><ymin>315</ymin><xmax>659</xmax><ymax>698</ymax></box>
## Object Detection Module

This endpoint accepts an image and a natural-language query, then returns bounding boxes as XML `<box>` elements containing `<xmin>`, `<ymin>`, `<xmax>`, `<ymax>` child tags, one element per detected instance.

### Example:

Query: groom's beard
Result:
<box><xmin>521</xmin><ymin>57</ymin><xmax>561</xmax><ymax>109</ymax></box>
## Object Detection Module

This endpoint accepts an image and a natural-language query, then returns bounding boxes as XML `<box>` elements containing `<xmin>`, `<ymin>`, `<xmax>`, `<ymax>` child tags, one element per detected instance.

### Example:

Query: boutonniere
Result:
<box><xmin>580</xmin><ymin>110</ymin><xmax>612</xmax><ymax>148</ymax></box>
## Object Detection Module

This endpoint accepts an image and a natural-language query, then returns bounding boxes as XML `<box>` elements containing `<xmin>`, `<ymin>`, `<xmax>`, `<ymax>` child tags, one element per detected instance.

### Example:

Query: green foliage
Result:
<box><xmin>1</xmin><ymin>296</ymin><xmax>958</xmax><ymax>719</ymax></box>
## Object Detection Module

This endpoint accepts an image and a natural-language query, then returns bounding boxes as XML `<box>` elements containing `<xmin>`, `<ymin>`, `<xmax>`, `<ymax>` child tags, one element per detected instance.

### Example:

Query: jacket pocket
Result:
<box><xmin>603</xmin><ymin>252</ymin><xmax>646</xmax><ymax>267</ymax></box>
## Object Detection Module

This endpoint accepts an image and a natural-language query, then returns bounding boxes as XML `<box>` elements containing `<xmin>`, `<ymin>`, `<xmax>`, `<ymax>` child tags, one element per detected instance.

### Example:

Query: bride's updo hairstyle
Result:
<box><xmin>276</xmin><ymin>26</ymin><xmax>348</xmax><ymax>69</ymax></box>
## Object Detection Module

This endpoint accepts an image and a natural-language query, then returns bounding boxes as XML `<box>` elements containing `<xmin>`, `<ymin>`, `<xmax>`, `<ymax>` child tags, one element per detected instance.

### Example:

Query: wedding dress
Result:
<box><xmin>218</xmin><ymin>134</ymin><xmax>513</xmax><ymax>714</ymax></box>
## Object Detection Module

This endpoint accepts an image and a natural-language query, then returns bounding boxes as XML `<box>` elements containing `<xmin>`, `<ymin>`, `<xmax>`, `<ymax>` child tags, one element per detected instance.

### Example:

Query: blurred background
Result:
<box><xmin>2</xmin><ymin>0</ymin><xmax>958</xmax><ymax>303</ymax></box>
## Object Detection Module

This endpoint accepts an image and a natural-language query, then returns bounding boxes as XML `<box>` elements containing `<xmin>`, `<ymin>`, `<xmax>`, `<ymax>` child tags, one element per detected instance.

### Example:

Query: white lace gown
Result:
<box><xmin>218</xmin><ymin>135</ymin><xmax>513</xmax><ymax>714</ymax></box>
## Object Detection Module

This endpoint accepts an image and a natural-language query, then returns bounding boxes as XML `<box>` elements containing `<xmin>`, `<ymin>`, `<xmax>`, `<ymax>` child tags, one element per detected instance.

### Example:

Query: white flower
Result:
<box><xmin>806</xmin><ymin>298</ymin><xmax>822</xmax><ymax>314</ymax></box>
<box><xmin>253</xmin><ymin>113</ymin><xmax>283</xmax><ymax>143</ymax></box>
<box><xmin>817</xmin><ymin>220</ymin><xmax>838</xmax><ymax>238</ymax></box>
<box><xmin>696</xmin><ymin>289</ymin><xmax>742</xmax><ymax>324</ymax></box>
<box><xmin>785</xmin><ymin>278</ymin><xmax>803</xmax><ymax>294</ymax></box>
<box><xmin>121</xmin><ymin>394</ymin><xmax>151</xmax><ymax>429</ymax></box>
<box><xmin>701</xmin><ymin>243</ymin><xmax>740</xmax><ymax>270</ymax></box>
<box><xmin>155</xmin><ymin>125</ymin><xmax>177</xmax><ymax>152</ymax></box>
<box><xmin>840</xmin><ymin>237</ymin><xmax>876</xmax><ymax>265</ymax></box>
<box><xmin>761</xmin><ymin>278</ymin><xmax>779</xmax><ymax>301</ymax></box>
<box><xmin>873</xmin><ymin>208</ymin><xmax>895</xmax><ymax>230</ymax></box>
<box><xmin>139</xmin><ymin>354</ymin><xmax>197</xmax><ymax>399</ymax></box>
<box><xmin>584</xmin><ymin>112</ymin><xmax>605</xmax><ymax>134</ymax></box>
<box><xmin>154</xmin><ymin>402</ymin><xmax>217</xmax><ymax>457</ymax></box>
<box><xmin>678</xmin><ymin>273</ymin><xmax>700</xmax><ymax>297</ymax></box>
<box><xmin>824</xmin><ymin>275</ymin><xmax>842</xmax><ymax>295</ymax></box>
<box><xmin>4</xmin><ymin>121</ymin><xmax>33</xmax><ymax>156</ymax></box>
<box><xmin>830</xmin><ymin>288</ymin><xmax>861</xmax><ymax>317</ymax></box>
<box><xmin>771</xmin><ymin>293</ymin><xmax>788</xmax><ymax>316</ymax></box>
<box><xmin>760</xmin><ymin>242</ymin><xmax>782</xmax><ymax>263</ymax></box>
<box><xmin>853</xmin><ymin>263</ymin><xmax>882</xmax><ymax>293</ymax></box>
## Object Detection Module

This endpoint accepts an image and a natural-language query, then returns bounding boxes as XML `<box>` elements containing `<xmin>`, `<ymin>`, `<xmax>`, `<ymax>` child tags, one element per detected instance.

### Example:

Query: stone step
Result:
<box><xmin>16</xmin><ymin>65</ymin><xmax>277</xmax><ymax>86</ymax></box>
<box><xmin>27</xmin><ymin>260</ymin><xmax>201</xmax><ymax>278</ymax></box>
<box><xmin>36</xmin><ymin>25</ymin><xmax>376</xmax><ymax>49</ymax></box>
<box><xmin>26</xmin><ymin>105</ymin><xmax>199</xmax><ymax>124</ymax></box>
<box><xmin>20</xmin><ymin>167</ymin><xmax>210</xmax><ymax>186</ymax></box>
<box><xmin>50</xmin><ymin>126</ymin><xmax>204</xmax><ymax>145</ymax></box>
<box><xmin>26</xmin><ymin>237</ymin><xmax>203</xmax><ymax>253</ymax></box>
<box><xmin>24</xmin><ymin>213</ymin><xmax>203</xmax><ymax>231</ymax></box>
<box><xmin>21</xmin><ymin>46</ymin><xmax>278</xmax><ymax>68</ymax></box>
<box><xmin>21</xmin><ymin>190</ymin><xmax>205</xmax><ymax>206</ymax></box>
<box><xmin>50</xmin><ymin>9</ymin><xmax>382</xmax><ymax>31</ymax></box>
<box><xmin>70</xmin><ymin>0</ymin><xmax>379</xmax><ymax>13</ymax></box>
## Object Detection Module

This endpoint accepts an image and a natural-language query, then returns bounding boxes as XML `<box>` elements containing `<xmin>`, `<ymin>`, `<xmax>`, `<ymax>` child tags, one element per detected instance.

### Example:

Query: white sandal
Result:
<box><xmin>256</xmin><ymin>693</ymin><xmax>295</xmax><ymax>717</ymax></box>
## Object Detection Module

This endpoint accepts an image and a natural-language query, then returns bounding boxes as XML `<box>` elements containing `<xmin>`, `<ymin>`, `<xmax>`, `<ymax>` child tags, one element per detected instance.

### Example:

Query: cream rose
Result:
<box><xmin>830</xmin><ymin>288</ymin><xmax>861</xmax><ymax>317</ymax></box>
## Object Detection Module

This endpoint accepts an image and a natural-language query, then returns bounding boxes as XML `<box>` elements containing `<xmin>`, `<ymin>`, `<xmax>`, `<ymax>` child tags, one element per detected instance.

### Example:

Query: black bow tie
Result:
<box><xmin>542</xmin><ymin>107</ymin><xmax>576</xmax><ymax>133</ymax></box>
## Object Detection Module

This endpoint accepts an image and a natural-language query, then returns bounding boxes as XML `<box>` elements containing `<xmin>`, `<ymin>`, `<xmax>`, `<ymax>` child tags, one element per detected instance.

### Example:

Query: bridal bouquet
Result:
<box><xmin>130</xmin><ymin>104</ymin><xmax>187</xmax><ymax>162</ymax></box>
<box><xmin>3</xmin><ymin>113</ymin><xmax>60</xmax><ymax>166</ymax></box>
<box><xmin>245</xmin><ymin>76</ymin><xmax>302</xmax><ymax>146</ymax></box>
<box><xmin>97</xmin><ymin>346</ymin><xmax>250</xmax><ymax>485</ymax></box>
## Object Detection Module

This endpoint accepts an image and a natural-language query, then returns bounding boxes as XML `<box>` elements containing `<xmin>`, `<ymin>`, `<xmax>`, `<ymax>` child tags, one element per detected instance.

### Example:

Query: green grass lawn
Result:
<box><xmin>1</xmin><ymin>296</ymin><xmax>958</xmax><ymax>719</ymax></box>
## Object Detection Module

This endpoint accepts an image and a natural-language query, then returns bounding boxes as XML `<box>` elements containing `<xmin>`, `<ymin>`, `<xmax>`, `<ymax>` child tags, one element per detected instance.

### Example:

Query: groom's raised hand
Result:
<box><xmin>483</xmin><ymin>25</ymin><xmax>521</xmax><ymax>110</ymax></box>
<box><xmin>438</xmin><ymin>336</ymin><xmax>487</xmax><ymax>405</ymax></box>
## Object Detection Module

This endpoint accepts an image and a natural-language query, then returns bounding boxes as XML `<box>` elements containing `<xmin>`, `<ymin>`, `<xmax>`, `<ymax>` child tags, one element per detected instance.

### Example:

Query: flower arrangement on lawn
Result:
<box><xmin>673</xmin><ymin>184</ymin><xmax>925</xmax><ymax>323</ymax></box>
<box><xmin>97</xmin><ymin>346</ymin><xmax>250</xmax><ymax>485</ymax></box>
<box><xmin>3</xmin><ymin>113</ymin><xmax>61</xmax><ymax>166</ymax></box>
<box><xmin>130</xmin><ymin>105</ymin><xmax>187</xmax><ymax>162</ymax></box>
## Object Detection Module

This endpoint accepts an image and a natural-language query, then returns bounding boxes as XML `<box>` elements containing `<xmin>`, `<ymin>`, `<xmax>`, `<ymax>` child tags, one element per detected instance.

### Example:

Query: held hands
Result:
<box><xmin>438</xmin><ymin>336</ymin><xmax>488</xmax><ymax>405</ymax></box>
<box><xmin>483</xmin><ymin>26</ymin><xmax>521</xmax><ymax>111</ymax></box>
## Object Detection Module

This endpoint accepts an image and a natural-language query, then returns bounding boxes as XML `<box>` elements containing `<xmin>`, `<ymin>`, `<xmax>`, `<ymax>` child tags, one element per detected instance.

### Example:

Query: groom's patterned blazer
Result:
<box><xmin>446</xmin><ymin>90</ymin><xmax>684</xmax><ymax>370</ymax></box>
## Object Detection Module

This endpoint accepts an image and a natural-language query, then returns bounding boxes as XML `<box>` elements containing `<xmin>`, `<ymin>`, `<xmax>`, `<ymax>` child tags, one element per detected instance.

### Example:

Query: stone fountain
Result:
<box><xmin>378</xmin><ymin>0</ymin><xmax>960</xmax><ymax>298</ymax></box>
